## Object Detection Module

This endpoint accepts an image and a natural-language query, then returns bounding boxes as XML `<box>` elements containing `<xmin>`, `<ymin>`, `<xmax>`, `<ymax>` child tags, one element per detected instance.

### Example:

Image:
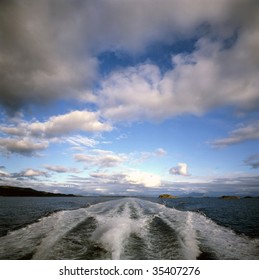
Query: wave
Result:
<box><xmin>0</xmin><ymin>198</ymin><xmax>258</xmax><ymax>260</ymax></box>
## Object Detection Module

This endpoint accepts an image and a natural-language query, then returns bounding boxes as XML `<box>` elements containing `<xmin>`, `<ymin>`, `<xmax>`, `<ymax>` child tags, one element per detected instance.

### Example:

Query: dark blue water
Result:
<box><xmin>0</xmin><ymin>196</ymin><xmax>119</xmax><ymax>237</ymax></box>
<box><xmin>0</xmin><ymin>196</ymin><xmax>258</xmax><ymax>260</ymax></box>
<box><xmin>156</xmin><ymin>197</ymin><xmax>259</xmax><ymax>238</ymax></box>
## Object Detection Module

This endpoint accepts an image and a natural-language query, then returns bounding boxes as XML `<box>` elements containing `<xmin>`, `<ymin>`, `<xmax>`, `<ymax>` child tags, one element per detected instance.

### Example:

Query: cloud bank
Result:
<box><xmin>1</xmin><ymin>0</ymin><xmax>259</xmax><ymax>118</ymax></box>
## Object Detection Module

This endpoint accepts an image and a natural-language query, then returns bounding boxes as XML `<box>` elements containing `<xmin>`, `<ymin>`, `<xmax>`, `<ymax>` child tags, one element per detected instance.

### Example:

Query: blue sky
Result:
<box><xmin>0</xmin><ymin>0</ymin><xmax>259</xmax><ymax>196</ymax></box>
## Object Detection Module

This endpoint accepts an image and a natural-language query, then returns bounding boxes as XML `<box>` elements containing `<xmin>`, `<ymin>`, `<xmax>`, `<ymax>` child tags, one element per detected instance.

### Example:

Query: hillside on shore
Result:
<box><xmin>0</xmin><ymin>185</ymin><xmax>78</xmax><ymax>197</ymax></box>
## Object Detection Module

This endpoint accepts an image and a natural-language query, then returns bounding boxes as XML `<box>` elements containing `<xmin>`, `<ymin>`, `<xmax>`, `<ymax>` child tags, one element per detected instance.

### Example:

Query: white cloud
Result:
<box><xmin>212</xmin><ymin>121</ymin><xmax>259</xmax><ymax>148</ymax></box>
<box><xmin>0</xmin><ymin>138</ymin><xmax>48</xmax><ymax>156</ymax></box>
<box><xmin>96</xmin><ymin>31</ymin><xmax>259</xmax><ymax>122</ymax></box>
<box><xmin>21</xmin><ymin>169</ymin><xmax>48</xmax><ymax>177</ymax></box>
<box><xmin>87</xmin><ymin>0</ymin><xmax>259</xmax><ymax>123</ymax></box>
<box><xmin>44</xmin><ymin>165</ymin><xmax>80</xmax><ymax>174</ymax></box>
<box><xmin>28</xmin><ymin>111</ymin><xmax>112</xmax><ymax>137</ymax></box>
<box><xmin>74</xmin><ymin>149</ymin><xmax>127</xmax><ymax>169</ymax></box>
<box><xmin>98</xmin><ymin>64</ymin><xmax>166</xmax><ymax>121</ymax></box>
<box><xmin>65</xmin><ymin>135</ymin><xmax>99</xmax><ymax>148</ymax></box>
<box><xmin>90</xmin><ymin>169</ymin><xmax>161</xmax><ymax>188</ymax></box>
<box><xmin>0</xmin><ymin>111</ymin><xmax>110</xmax><ymax>156</ymax></box>
<box><xmin>169</xmin><ymin>163</ymin><xmax>189</xmax><ymax>176</ymax></box>
<box><xmin>0</xmin><ymin>170</ymin><xmax>9</xmax><ymax>177</ymax></box>
<box><xmin>125</xmin><ymin>170</ymin><xmax>161</xmax><ymax>188</ymax></box>
<box><xmin>0</xmin><ymin>111</ymin><xmax>111</xmax><ymax>138</ymax></box>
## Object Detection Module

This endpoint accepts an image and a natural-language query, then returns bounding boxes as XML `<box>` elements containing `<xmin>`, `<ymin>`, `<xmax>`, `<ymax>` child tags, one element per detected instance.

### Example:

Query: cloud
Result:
<box><xmin>98</xmin><ymin>64</ymin><xmax>165</xmax><ymax>121</ymax></box>
<box><xmin>0</xmin><ymin>138</ymin><xmax>48</xmax><ymax>156</ymax></box>
<box><xmin>0</xmin><ymin>110</ymin><xmax>110</xmax><ymax>156</ymax></box>
<box><xmin>244</xmin><ymin>154</ymin><xmax>259</xmax><ymax>169</ymax></box>
<box><xmin>134</xmin><ymin>148</ymin><xmax>167</xmax><ymax>163</ymax></box>
<box><xmin>82</xmin><ymin>1</ymin><xmax>256</xmax><ymax>123</ymax></box>
<box><xmin>15</xmin><ymin>168</ymin><xmax>48</xmax><ymax>178</ymax></box>
<box><xmin>125</xmin><ymin>170</ymin><xmax>161</xmax><ymax>188</ymax></box>
<box><xmin>211</xmin><ymin>121</ymin><xmax>259</xmax><ymax>148</ymax></box>
<box><xmin>44</xmin><ymin>165</ymin><xmax>80</xmax><ymax>174</ymax></box>
<box><xmin>65</xmin><ymin>135</ymin><xmax>99</xmax><ymax>148</ymax></box>
<box><xmin>0</xmin><ymin>0</ymin><xmax>98</xmax><ymax>113</ymax></box>
<box><xmin>0</xmin><ymin>170</ymin><xmax>9</xmax><ymax>177</ymax></box>
<box><xmin>1</xmin><ymin>0</ymin><xmax>259</xmax><ymax>115</ymax></box>
<box><xmin>169</xmin><ymin>163</ymin><xmax>189</xmax><ymax>176</ymax></box>
<box><xmin>28</xmin><ymin>111</ymin><xmax>112</xmax><ymax>137</ymax></box>
<box><xmin>96</xmin><ymin>30</ymin><xmax>259</xmax><ymax>122</ymax></box>
<box><xmin>0</xmin><ymin>111</ymin><xmax>111</xmax><ymax>137</ymax></box>
<box><xmin>90</xmin><ymin>169</ymin><xmax>161</xmax><ymax>188</ymax></box>
<box><xmin>156</xmin><ymin>148</ymin><xmax>167</xmax><ymax>157</ymax></box>
<box><xmin>89</xmin><ymin>172</ymin><xmax>126</xmax><ymax>184</ymax></box>
<box><xmin>74</xmin><ymin>149</ymin><xmax>127</xmax><ymax>169</ymax></box>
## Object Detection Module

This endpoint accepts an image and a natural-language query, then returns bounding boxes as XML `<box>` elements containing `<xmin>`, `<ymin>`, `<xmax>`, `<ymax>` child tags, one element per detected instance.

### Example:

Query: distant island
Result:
<box><xmin>219</xmin><ymin>195</ymin><xmax>240</xmax><ymax>200</ymax></box>
<box><xmin>159</xmin><ymin>194</ymin><xmax>177</xmax><ymax>199</ymax></box>
<box><xmin>0</xmin><ymin>185</ymin><xmax>78</xmax><ymax>197</ymax></box>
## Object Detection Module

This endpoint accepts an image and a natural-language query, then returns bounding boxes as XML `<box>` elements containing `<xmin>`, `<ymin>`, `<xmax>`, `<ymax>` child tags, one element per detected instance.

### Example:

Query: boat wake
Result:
<box><xmin>0</xmin><ymin>198</ymin><xmax>258</xmax><ymax>259</ymax></box>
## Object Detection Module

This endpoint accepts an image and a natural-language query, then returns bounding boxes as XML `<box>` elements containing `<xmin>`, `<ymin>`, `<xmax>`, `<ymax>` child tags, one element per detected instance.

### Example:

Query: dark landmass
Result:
<box><xmin>0</xmin><ymin>185</ymin><xmax>79</xmax><ymax>197</ymax></box>
<box><xmin>219</xmin><ymin>195</ymin><xmax>240</xmax><ymax>200</ymax></box>
<box><xmin>159</xmin><ymin>194</ymin><xmax>177</xmax><ymax>199</ymax></box>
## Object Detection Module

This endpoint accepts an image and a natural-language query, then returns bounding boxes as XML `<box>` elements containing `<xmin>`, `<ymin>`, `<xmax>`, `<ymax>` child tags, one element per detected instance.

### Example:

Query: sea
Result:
<box><xmin>0</xmin><ymin>196</ymin><xmax>258</xmax><ymax>260</ymax></box>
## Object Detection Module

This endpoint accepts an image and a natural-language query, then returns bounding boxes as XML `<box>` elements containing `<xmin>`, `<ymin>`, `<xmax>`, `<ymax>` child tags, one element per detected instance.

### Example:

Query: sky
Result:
<box><xmin>0</xmin><ymin>0</ymin><xmax>259</xmax><ymax>197</ymax></box>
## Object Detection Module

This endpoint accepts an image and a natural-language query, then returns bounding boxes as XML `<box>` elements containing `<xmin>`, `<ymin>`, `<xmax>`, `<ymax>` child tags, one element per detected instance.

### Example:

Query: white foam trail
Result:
<box><xmin>158</xmin><ymin>209</ymin><xmax>200</xmax><ymax>259</ymax></box>
<box><xmin>32</xmin><ymin>209</ymin><xmax>89</xmax><ymax>259</ymax></box>
<box><xmin>147</xmin><ymin>200</ymin><xmax>258</xmax><ymax>260</ymax></box>
<box><xmin>121</xmin><ymin>198</ymin><xmax>258</xmax><ymax>260</ymax></box>
<box><xmin>174</xmin><ymin>212</ymin><xmax>201</xmax><ymax>259</ymax></box>
<box><xmin>191</xmin><ymin>211</ymin><xmax>259</xmax><ymax>259</ymax></box>
<box><xmin>134</xmin><ymin>199</ymin><xmax>200</xmax><ymax>259</ymax></box>
<box><xmin>89</xmin><ymin>198</ymin><xmax>148</xmax><ymax>259</ymax></box>
<box><xmin>0</xmin><ymin>208</ymin><xmax>89</xmax><ymax>259</ymax></box>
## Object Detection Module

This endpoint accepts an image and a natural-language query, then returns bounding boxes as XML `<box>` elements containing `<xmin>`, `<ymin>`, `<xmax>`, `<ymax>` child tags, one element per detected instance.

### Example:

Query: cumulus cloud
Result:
<box><xmin>244</xmin><ymin>154</ymin><xmax>259</xmax><ymax>169</ymax></box>
<box><xmin>97</xmin><ymin>32</ymin><xmax>259</xmax><ymax>122</ymax></box>
<box><xmin>90</xmin><ymin>169</ymin><xmax>161</xmax><ymax>188</ymax></box>
<box><xmin>212</xmin><ymin>121</ymin><xmax>259</xmax><ymax>148</ymax></box>
<box><xmin>0</xmin><ymin>110</ymin><xmax>110</xmax><ymax>156</ymax></box>
<box><xmin>74</xmin><ymin>149</ymin><xmax>127</xmax><ymax>169</ymax></box>
<box><xmin>0</xmin><ymin>111</ymin><xmax>111</xmax><ymax>137</ymax></box>
<box><xmin>98</xmin><ymin>64</ymin><xmax>165</xmax><ymax>121</ymax></box>
<box><xmin>169</xmin><ymin>163</ymin><xmax>189</xmax><ymax>176</ymax></box>
<box><xmin>125</xmin><ymin>170</ymin><xmax>161</xmax><ymax>188</ymax></box>
<box><xmin>1</xmin><ymin>0</ymin><xmax>259</xmax><ymax>116</ymax></box>
<box><xmin>0</xmin><ymin>138</ymin><xmax>48</xmax><ymax>156</ymax></box>
<box><xmin>44</xmin><ymin>165</ymin><xmax>80</xmax><ymax>174</ymax></box>
<box><xmin>15</xmin><ymin>168</ymin><xmax>48</xmax><ymax>178</ymax></box>
<box><xmin>27</xmin><ymin>111</ymin><xmax>112</xmax><ymax>137</ymax></box>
